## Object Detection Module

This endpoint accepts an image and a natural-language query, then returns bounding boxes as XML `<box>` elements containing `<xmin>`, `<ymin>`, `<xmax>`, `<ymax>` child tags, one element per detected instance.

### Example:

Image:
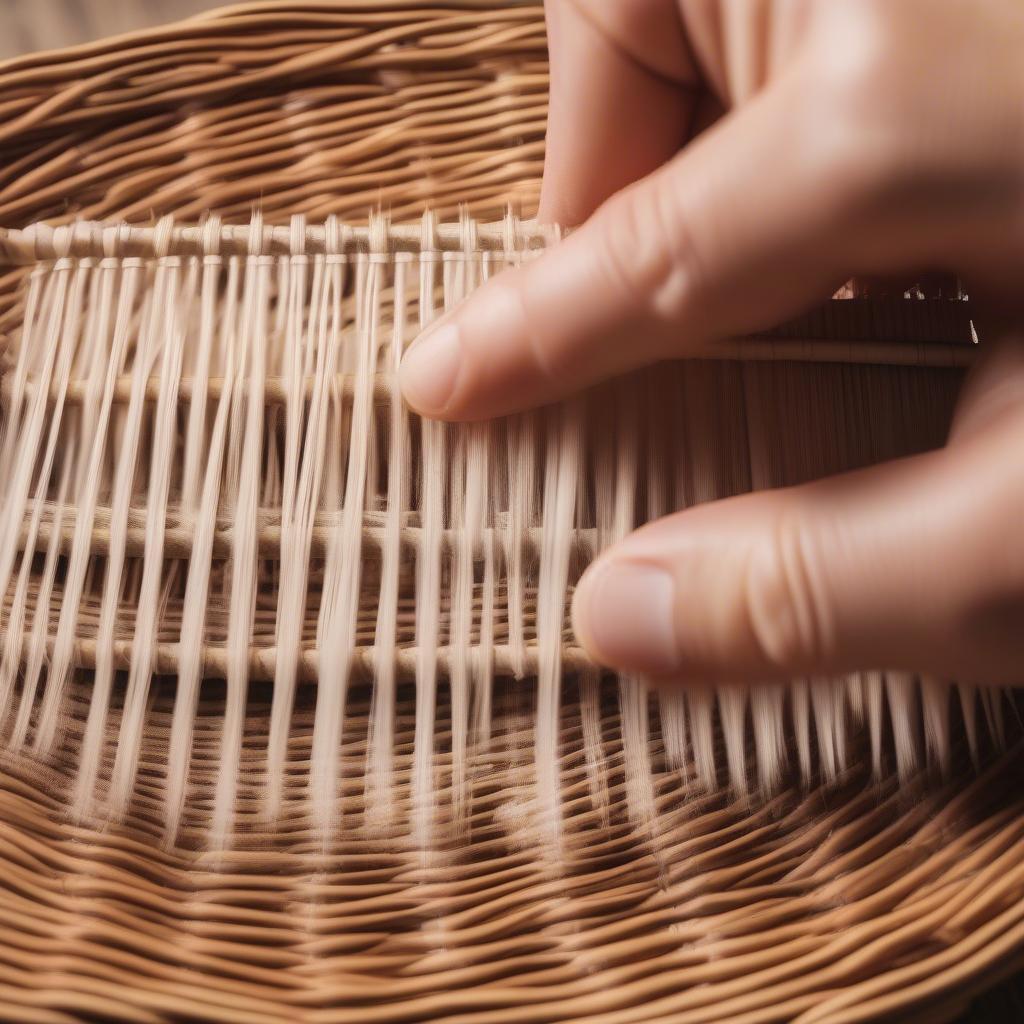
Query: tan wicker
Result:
<box><xmin>0</xmin><ymin>3</ymin><xmax>1021</xmax><ymax>1022</ymax></box>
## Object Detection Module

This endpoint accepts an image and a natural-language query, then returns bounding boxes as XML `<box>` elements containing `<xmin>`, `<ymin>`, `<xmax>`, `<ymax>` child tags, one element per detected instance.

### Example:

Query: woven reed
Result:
<box><xmin>0</xmin><ymin>3</ymin><xmax>1021</xmax><ymax>1022</ymax></box>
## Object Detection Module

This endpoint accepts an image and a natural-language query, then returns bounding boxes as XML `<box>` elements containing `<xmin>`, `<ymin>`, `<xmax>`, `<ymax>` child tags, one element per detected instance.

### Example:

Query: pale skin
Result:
<box><xmin>400</xmin><ymin>0</ymin><xmax>1024</xmax><ymax>686</ymax></box>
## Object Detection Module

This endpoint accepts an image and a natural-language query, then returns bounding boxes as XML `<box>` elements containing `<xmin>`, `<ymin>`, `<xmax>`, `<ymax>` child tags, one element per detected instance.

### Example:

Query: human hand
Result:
<box><xmin>400</xmin><ymin>0</ymin><xmax>1024</xmax><ymax>686</ymax></box>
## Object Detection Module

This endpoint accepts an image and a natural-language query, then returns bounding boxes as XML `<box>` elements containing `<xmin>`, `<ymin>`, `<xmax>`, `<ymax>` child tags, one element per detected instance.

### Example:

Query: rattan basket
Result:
<box><xmin>0</xmin><ymin>4</ymin><xmax>1022</xmax><ymax>1022</ymax></box>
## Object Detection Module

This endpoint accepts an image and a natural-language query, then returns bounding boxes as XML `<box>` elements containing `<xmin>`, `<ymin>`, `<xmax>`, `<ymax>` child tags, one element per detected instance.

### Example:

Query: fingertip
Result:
<box><xmin>572</xmin><ymin>557</ymin><xmax>681</xmax><ymax>676</ymax></box>
<box><xmin>402</xmin><ymin>202</ymin><xmax>674</xmax><ymax>422</ymax></box>
<box><xmin>398</xmin><ymin>321</ymin><xmax>463</xmax><ymax>417</ymax></box>
<box><xmin>402</xmin><ymin>268</ymin><xmax>570</xmax><ymax>421</ymax></box>
<box><xmin>570</xmin><ymin>570</ymin><xmax>595</xmax><ymax>655</ymax></box>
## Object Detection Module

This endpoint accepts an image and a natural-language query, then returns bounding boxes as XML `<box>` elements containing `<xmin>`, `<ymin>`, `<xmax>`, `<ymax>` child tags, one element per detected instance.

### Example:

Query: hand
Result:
<box><xmin>399</xmin><ymin>0</ymin><xmax>1024</xmax><ymax>686</ymax></box>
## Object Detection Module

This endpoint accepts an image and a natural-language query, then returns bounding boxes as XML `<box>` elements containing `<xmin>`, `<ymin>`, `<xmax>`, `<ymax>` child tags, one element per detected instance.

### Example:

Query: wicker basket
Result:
<box><xmin>0</xmin><ymin>4</ymin><xmax>1022</xmax><ymax>1022</ymax></box>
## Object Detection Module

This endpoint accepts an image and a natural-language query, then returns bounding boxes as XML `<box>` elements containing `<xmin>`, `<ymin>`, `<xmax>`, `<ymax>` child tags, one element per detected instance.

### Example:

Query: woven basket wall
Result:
<box><xmin>0</xmin><ymin>4</ymin><xmax>1023</xmax><ymax>1023</ymax></box>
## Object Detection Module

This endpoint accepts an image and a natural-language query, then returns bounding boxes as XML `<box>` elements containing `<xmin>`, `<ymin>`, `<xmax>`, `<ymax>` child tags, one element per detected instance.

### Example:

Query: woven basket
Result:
<box><xmin>0</xmin><ymin>4</ymin><xmax>1023</xmax><ymax>1022</ymax></box>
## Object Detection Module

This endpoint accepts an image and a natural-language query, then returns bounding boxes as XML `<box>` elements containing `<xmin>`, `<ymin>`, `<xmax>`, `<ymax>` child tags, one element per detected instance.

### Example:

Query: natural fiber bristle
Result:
<box><xmin>0</xmin><ymin>211</ymin><xmax>993</xmax><ymax>848</ymax></box>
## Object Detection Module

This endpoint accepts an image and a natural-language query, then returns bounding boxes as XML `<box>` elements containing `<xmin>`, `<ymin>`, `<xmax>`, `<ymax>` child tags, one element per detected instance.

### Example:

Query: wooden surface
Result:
<box><xmin>0</xmin><ymin>0</ymin><xmax>219</xmax><ymax>59</ymax></box>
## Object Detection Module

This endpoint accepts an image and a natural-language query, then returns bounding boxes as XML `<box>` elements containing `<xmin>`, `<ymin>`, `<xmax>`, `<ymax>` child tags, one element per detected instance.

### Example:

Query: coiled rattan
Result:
<box><xmin>0</xmin><ymin>4</ymin><xmax>1022</xmax><ymax>1022</ymax></box>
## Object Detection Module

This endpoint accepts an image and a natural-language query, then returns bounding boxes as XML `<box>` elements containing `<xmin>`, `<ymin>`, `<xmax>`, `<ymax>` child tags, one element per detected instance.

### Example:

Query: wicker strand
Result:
<box><xmin>0</xmin><ymin>4</ymin><xmax>1019</xmax><ymax>1019</ymax></box>
<box><xmin>0</xmin><ymin>4</ymin><xmax>1021</xmax><ymax>1020</ymax></box>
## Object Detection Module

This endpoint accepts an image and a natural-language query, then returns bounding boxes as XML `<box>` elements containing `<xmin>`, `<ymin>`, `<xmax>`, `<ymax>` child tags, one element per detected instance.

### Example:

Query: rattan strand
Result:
<box><xmin>0</xmin><ymin>679</ymin><xmax>1020</xmax><ymax>1024</ymax></box>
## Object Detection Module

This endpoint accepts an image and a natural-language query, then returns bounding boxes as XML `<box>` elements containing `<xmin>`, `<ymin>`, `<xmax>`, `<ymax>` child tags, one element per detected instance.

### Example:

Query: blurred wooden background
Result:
<box><xmin>0</xmin><ymin>0</ymin><xmax>220</xmax><ymax>59</ymax></box>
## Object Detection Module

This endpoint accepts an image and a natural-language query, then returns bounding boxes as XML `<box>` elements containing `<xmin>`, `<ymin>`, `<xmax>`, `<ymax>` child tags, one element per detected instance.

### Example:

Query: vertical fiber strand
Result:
<box><xmin>266</xmin><ymin>223</ymin><xmax>333</xmax><ymax>821</ymax></box>
<box><xmin>0</xmin><ymin>262</ymin><xmax>73</xmax><ymax>661</ymax></box>
<box><xmin>886</xmin><ymin>672</ymin><xmax>922</xmax><ymax>782</ymax></box>
<box><xmin>0</xmin><ymin>453</ymin><xmax>71</xmax><ymax>723</ymax></box>
<box><xmin>164</xmin><ymin>251</ymin><xmax>242</xmax><ymax>844</ymax></box>
<box><xmin>811</xmin><ymin>677</ymin><xmax>840</xmax><ymax>783</ymax></box>
<box><xmin>0</xmin><ymin>263</ymin><xmax>45</xmax><ymax>481</ymax></box>
<box><xmin>957</xmin><ymin>683</ymin><xmax>980</xmax><ymax>770</ymax></box>
<box><xmin>922</xmin><ymin>677</ymin><xmax>952</xmax><ymax>778</ymax></box>
<box><xmin>180</xmin><ymin>216</ymin><xmax>223</xmax><ymax>514</ymax></box>
<box><xmin>534</xmin><ymin>400</ymin><xmax>582</xmax><ymax>841</ymax></box>
<box><xmin>14</xmin><ymin>260</ymin><xmax>141</xmax><ymax>749</ymax></box>
<box><xmin>61</xmin><ymin>252</ymin><xmax>171</xmax><ymax>802</ymax></box>
<box><xmin>104</xmin><ymin>252</ymin><xmax>194</xmax><ymax>817</ymax></box>
<box><xmin>0</xmin><ymin>260</ymin><xmax>99</xmax><ymax>721</ymax></box>
<box><xmin>32</xmin><ymin>256</ymin><xmax>125</xmax><ymax>759</ymax></box>
<box><xmin>212</xmin><ymin>227</ymin><xmax>271</xmax><ymax>848</ymax></box>
<box><xmin>312</xmin><ymin>229</ymin><xmax>381</xmax><ymax>837</ymax></box>
<box><xmin>412</xmin><ymin>212</ymin><xmax>446</xmax><ymax>849</ymax></box>
<box><xmin>617</xmin><ymin>376</ymin><xmax>653</xmax><ymax>824</ymax></box>
<box><xmin>751</xmin><ymin>684</ymin><xmax>786</xmax><ymax>795</ymax></box>
<box><xmin>501</xmin><ymin>220</ymin><xmax>533</xmax><ymax>683</ymax></box>
<box><xmin>864</xmin><ymin>671</ymin><xmax>886</xmax><ymax>779</ymax></box>
<box><xmin>367</xmin><ymin>251</ymin><xmax>411</xmax><ymax>828</ymax></box>
<box><xmin>447</xmin><ymin>214</ymin><xmax>490</xmax><ymax>829</ymax></box>
<box><xmin>15</xmin><ymin>458</ymin><xmax>72</xmax><ymax>736</ymax></box>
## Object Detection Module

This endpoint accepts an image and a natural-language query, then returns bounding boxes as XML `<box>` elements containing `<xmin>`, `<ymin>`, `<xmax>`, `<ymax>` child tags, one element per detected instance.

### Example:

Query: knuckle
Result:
<box><xmin>801</xmin><ymin>13</ymin><xmax>905</xmax><ymax>210</ymax></box>
<box><xmin>951</xmin><ymin>436</ymin><xmax>1024</xmax><ymax>636</ymax></box>
<box><xmin>596</xmin><ymin>177</ymin><xmax>701</xmax><ymax>327</ymax></box>
<box><xmin>810</xmin><ymin>1</ymin><xmax>892</xmax><ymax>107</ymax></box>
<box><xmin>743</xmin><ymin>511</ymin><xmax>834</xmax><ymax>672</ymax></box>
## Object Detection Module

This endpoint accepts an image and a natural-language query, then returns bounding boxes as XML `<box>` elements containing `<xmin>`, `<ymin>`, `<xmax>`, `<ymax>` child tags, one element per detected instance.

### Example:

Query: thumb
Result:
<box><xmin>400</xmin><ymin>70</ymin><xmax>853</xmax><ymax>422</ymax></box>
<box><xmin>571</xmin><ymin>419</ymin><xmax>1024</xmax><ymax>686</ymax></box>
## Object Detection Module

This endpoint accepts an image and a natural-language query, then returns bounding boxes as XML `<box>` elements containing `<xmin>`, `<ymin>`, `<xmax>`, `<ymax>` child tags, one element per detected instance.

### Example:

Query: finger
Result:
<box><xmin>949</xmin><ymin>331</ymin><xmax>1024</xmax><ymax>443</ymax></box>
<box><xmin>571</xmin><ymin>417</ymin><xmax>1024</xmax><ymax>686</ymax></box>
<box><xmin>401</xmin><ymin>72</ymin><xmax>854</xmax><ymax>422</ymax></box>
<box><xmin>540</xmin><ymin>0</ymin><xmax>693</xmax><ymax>226</ymax></box>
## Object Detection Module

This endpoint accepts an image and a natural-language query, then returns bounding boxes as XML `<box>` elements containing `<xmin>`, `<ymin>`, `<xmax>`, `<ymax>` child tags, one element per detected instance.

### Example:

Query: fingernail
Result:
<box><xmin>400</xmin><ymin>322</ymin><xmax>462</xmax><ymax>414</ymax></box>
<box><xmin>572</xmin><ymin>561</ymin><xmax>680</xmax><ymax>675</ymax></box>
